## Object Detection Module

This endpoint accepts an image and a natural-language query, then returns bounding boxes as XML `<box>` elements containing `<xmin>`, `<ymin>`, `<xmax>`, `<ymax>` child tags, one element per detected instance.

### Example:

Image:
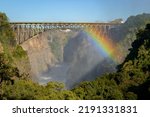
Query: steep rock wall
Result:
<box><xmin>21</xmin><ymin>31</ymin><xmax>57</xmax><ymax>81</ymax></box>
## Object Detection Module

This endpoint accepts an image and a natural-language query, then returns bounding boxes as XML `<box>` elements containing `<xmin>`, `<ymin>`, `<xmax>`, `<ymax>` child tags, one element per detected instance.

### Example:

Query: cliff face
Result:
<box><xmin>20</xmin><ymin>29</ymin><xmax>76</xmax><ymax>82</ymax></box>
<box><xmin>21</xmin><ymin>31</ymin><xmax>57</xmax><ymax>81</ymax></box>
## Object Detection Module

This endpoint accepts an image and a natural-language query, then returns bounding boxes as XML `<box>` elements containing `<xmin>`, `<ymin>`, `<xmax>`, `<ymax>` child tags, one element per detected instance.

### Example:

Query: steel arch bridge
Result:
<box><xmin>10</xmin><ymin>22</ymin><xmax>120</xmax><ymax>44</ymax></box>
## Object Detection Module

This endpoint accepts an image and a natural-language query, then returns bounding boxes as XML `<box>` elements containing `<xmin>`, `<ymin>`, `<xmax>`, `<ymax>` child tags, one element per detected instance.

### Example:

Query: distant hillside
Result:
<box><xmin>111</xmin><ymin>13</ymin><xmax>150</xmax><ymax>41</ymax></box>
<box><xmin>110</xmin><ymin>13</ymin><xmax>150</xmax><ymax>60</ymax></box>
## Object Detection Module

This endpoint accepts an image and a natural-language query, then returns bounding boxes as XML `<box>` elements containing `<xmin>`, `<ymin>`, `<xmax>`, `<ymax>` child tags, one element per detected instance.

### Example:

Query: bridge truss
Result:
<box><xmin>10</xmin><ymin>22</ymin><xmax>119</xmax><ymax>44</ymax></box>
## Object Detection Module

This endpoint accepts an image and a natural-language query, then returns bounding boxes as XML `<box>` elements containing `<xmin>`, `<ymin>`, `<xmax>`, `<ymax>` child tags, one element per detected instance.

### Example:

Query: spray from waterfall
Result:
<box><xmin>22</xmin><ymin>29</ymin><xmax>122</xmax><ymax>89</ymax></box>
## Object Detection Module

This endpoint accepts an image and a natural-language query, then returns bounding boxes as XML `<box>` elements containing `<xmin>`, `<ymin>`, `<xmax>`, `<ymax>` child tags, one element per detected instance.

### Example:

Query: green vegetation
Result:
<box><xmin>12</xmin><ymin>45</ymin><xmax>27</xmax><ymax>58</ymax></box>
<box><xmin>0</xmin><ymin>12</ymin><xmax>30</xmax><ymax>99</ymax></box>
<box><xmin>0</xmin><ymin>13</ymin><xmax>15</xmax><ymax>46</ymax></box>
<box><xmin>1</xmin><ymin>80</ymin><xmax>78</xmax><ymax>100</ymax></box>
<box><xmin>115</xmin><ymin>13</ymin><xmax>150</xmax><ymax>59</ymax></box>
<box><xmin>0</xmin><ymin>12</ymin><xmax>150</xmax><ymax>100</ymax></box>
<box><xmin>0</xmin><ymin>12</ymin><xmax>30</xmax><ymax>76</ymax></box>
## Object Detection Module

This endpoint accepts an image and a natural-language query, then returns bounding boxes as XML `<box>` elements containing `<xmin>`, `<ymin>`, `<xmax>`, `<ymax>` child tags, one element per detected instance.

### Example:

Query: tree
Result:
<box><xmin>117</xmin><ymin>24</ymin><xmax>150</xmax><ymax>99</ymax></box>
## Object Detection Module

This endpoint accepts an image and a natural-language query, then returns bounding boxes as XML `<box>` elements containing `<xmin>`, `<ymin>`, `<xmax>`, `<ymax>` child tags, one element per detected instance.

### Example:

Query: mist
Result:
<box><xmin>21</xmin><ymin>29</ymin><xmax>117</xmax><ymax>89</ymax></box>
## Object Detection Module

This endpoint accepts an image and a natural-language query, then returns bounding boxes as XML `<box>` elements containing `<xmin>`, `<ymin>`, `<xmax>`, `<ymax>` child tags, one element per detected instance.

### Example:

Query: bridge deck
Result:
<box><xmin>10</xmin><ymin>22</ymin><xmax>119</xmax><ymax>25</ymax></box>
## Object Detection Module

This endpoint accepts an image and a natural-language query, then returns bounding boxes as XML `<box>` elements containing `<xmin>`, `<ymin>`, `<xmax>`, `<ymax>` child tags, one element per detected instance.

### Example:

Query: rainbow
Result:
<box><xmin>84</xmin><ymin>27</ymin><xmax>123</xmax><ymax>64</ymax></box>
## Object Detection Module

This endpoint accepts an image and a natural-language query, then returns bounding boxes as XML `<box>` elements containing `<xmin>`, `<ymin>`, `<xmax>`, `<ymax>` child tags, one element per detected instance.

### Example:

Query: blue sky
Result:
<box><xmin>0</xmin><ymin>0</ymin><xmax>150</xmax><ymax>22</ymax></box>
